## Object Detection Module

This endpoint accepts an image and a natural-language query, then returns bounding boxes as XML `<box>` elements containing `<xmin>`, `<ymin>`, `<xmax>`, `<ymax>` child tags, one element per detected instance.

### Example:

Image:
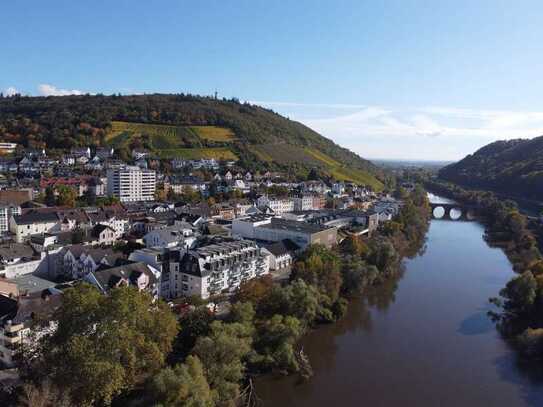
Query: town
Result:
<box><xmin>0</xmin><ymin>144</ymin><xmax>403</xmax><ymax>374</ymax></box>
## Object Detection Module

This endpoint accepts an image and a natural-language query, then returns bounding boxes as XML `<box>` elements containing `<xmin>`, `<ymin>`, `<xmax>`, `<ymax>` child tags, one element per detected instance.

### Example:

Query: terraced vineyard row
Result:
<box><xmin>249</xmin><ymin>143</ymin><xmax>383</xmax><ymax>189</ymax></box>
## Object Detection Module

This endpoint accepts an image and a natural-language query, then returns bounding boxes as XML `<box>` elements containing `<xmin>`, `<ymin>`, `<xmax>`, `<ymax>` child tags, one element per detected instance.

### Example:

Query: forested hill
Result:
<box><xmin>439</xmin><ymin>136</ymin><xmax>543</xmax><ymax>200</ymax></box>
<box><xmin>0</xmin><ymin>93</ymin><xmax>385</xmax><ymax>189</ymax></box>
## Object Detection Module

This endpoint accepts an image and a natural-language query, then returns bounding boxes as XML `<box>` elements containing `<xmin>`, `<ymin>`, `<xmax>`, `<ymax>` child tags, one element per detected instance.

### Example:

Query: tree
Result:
<box><xmin>192</xmin><ymin>320</ymin><xmax>252</xmax><ymax>405</ymax></box>
<box><xmin>55</xmin><ymin>185</ymin><xmax>77</xmax><ymax>207</ymax></box>
<box><xmin>148</xmin><ymin>356</ymin><xmax>213</xmax><ymax>407</ymax></box>
<box><xmin>367</xmin><ymin>238</ymin><xmax>399</xmax><ymax>275</ymax></box>
<box><xmin>499</xmin><ymin>271</ymin><xmax>538</xmax><ymax>316</ymax></box>
<box><xmin>340</xmin><ymin>235</ymin><xmax>369</xmax><ymax>258</ymax></box>
<box><xmin>83</xmin><ymin>187</ymin><xmax>96</xmax><ymax>206</ymax></box>
<box><xmin>17</xmin><ymin>380</ymin><xmax>72</xmax><ymax>407</ymax></box>
<box><xmin>341</xmin><ymin>257</ymin><xmax>379</xmax><ymax>296</ymax></box>
<box><xmin>173</xmin><ymin>307</ymin><xmax>214</xmax><ymax>360</ymax></box>
<box><xmin>234</xmin><ymin>275</ymin><xmax>274</xmax><ymax>305</ymax></box>
<box><xmin>517</xmin><ymin>328</ymin><xmax>543</xmax><ymax>357</ymax></box>
<box><xmin>31</xmin><ymin>284</ymin><xmax>178</xmax><ymax>405</ymax></box>
<box><xmin>252</xmin><ymin>314</ymin><xmax>303</xmax><ymax>373</ymax></box>
<box><xmin>44</xmin><ymin>186</ymin><xmax>56</xmax><ymax>207</ymax></box>
<box><xmin>259</xmin><ymin>280</ymin><xmax>321</xmax><ymax>327</ymax></box>
<box><xmin>292</xmin><ymin>245</ymin><xmax>343</xmax><ymax>303</ymax></box>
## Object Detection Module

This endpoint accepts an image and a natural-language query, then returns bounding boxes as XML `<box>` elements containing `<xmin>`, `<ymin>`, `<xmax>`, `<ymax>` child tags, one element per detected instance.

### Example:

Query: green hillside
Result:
<box><xmin>106</xmin><ymin>121</ymin><xmax>238</xmax><ymax>159</ymax></box>
<box><xmin>439</xmin><ymin>136</ymin><xmax>543</xmax><ymax>200</ymax></box>
<box><xmin>0</xmin><ymin>93</ymin><xmax>384</xmax><ymax>189</ymax></box>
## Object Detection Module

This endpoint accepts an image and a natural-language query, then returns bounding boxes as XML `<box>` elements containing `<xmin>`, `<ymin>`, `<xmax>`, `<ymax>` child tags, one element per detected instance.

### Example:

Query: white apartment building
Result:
<box><xmin>256</xmin><ymin>196</ymin><xmax>294</xmax><ymax>215</ymax></box>
<box><xmin>107</xmin><ymin>166</ymin><xmax>156</xmax><ymax>202</ymax></box>
<box><xmin>165</xmin><ymin>239</ymin><xmax>269</xmax><ymax>299</ymax></box>
<box><xmin>292</xmin><ymin>195</ymin><xmax>314</xmax><ymax>211</ymax></box>
<box><xmin>0</xmin><ymin>142</ymin><xmax>18</xmax><ymax>154</ymax></box>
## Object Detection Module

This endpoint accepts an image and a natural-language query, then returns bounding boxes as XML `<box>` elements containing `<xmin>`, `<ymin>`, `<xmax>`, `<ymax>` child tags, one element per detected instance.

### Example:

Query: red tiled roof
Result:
<box><xmin>40</xmin><ymin>176</ymin><xmax>94</xmax><ymax>189</ymax></box>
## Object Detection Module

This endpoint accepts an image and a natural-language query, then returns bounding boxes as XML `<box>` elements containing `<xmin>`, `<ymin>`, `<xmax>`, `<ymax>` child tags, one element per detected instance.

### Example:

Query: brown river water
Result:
<box><xmin>256</xmin><ymin>195</ymin><xmax>543</xmax><ymax>407</ymax></box>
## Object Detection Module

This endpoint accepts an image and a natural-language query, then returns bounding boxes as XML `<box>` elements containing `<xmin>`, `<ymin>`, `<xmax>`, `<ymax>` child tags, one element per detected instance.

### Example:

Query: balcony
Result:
<box><xmin>4</xmin><ymin>323</ymin><xmax>23</xmax><ymax>334</ymax></box>
<box><xmin>1</xmin><ymin>334</ymin><xmax>21</xmax><ymax>345</ymax></box>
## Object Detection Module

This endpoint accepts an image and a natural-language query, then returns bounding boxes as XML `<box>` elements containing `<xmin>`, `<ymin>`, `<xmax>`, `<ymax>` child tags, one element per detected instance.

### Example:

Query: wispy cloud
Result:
<box><xmin>256</xmin><ymin>101</ymin><xmax>543</xmax><ymax>160</ymax></box>
<box><xmin>38</xmin><ymin>83</ymin><xmax>86</xmax><ymax>96</ymax></box>
<box><xmin>3</xmin><ymin>86</ymin><xmax>19</xmax><ymax>96</ymax></box>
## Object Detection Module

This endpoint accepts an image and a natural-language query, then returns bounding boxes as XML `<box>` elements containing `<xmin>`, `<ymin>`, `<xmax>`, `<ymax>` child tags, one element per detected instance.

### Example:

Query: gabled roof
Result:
<box><xmin>64</xmin><ymin>245</ymin><xmax>124</xmax><ymax>265</ymax></box>
<box><xmin>262</xmin><ymin>239</ymin><xmax>299</xmax><ymax>256</ymax></box>
<box><xmin>13</xmin><ymin>211</ymin><xmax>59</xmax><ymax>225</ymax></box>
<box><xmin>145</xmin><ymin>226</ymin><xmax>189</xmax><ymax>245</ymax></box>
<box><xmin>0</xmin><ymin>243</ymin><xmax>35</xmax><ymax>262</ymax></box>
<box><xmin>56</xmin><ymin>208</ymin><xmax>91</xmax><ymax>224</ymax></box>
<box><xmin>91</xmin><ymin>262</ymin><xmax>157</xmax><ymax>292</ymax></box>
<box><xmin>92</xmin><ymin>224</ymin><xmax>115</xmax><ymax>237</ymax></box>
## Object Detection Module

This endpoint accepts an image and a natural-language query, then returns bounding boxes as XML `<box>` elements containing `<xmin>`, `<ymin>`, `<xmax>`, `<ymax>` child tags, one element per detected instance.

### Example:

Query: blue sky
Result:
<box><xmin>2</xmin><ymin>0</ymin><xmax>543</xmax><ymax>160</ymax></box>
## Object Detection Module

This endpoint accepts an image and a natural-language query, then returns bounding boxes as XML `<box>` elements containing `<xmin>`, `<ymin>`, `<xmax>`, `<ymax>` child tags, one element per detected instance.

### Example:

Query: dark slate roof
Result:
<box><xmin>92</xmin><ymin>224</ymin><xmax>115</xmax><ymax>236</ymax></box>
<box><xmin>0</xmin><ymin>294</ymin><xmax>17</xmax><ymax>321</ymax></box>
<box><xmin>56</xmin><ymin>209</ymin><xmax>90</xmax><ymax>224</ymax></box>
<box><xmin>91</xmin><ymin>262</ymin><xmax>157</xmax><ymax>292</ymax></box>
<box><xmin>15</xmin><ymin>290</ymin><xmax>62</xmax><ymax>324</ymax></box>
<box><xmin>13</xmin><ymin>211</ymin><xmax>59</xmax><ymax>225</ymax></box>
<box><xmin>0</xmin><ymin>243</ymin><xmax>35</xmax><ymax>262</ymax></box>
<box><xmin>64</xmin><ymin>245</ymin><xmax>124</xmax><ymax>265</ymax></box>
<box><xmin>262</xmin><ymin>239</ymin><xmax>299</xmax><ymax>256</ymax></box>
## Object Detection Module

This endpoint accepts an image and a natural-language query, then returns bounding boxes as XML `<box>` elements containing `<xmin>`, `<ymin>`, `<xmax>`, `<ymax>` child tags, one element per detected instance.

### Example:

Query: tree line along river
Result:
<box><xmin>256</xmin><ymin>194</ymin><xmax>543</xmax><ymax>407</ymax></box>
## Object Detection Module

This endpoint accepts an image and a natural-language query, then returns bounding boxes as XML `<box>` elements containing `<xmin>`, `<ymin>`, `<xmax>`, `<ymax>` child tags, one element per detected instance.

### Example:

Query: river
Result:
<box><xmin>256</xmin><ymin>194</ymin><xmax>543</xmax><ymax>406</ymax></box>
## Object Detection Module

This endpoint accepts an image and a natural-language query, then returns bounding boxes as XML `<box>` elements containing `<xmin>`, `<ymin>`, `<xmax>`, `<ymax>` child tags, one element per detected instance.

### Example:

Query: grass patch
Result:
<box><xmin>304</xmin><ymin>148</ymin><xmax>341</xmax><ymax>167</ymax></box>
<box><xmin>107</xmin><ymin>121</ymin><xmax>196</xmax><ymax>142</ymax></box>
<box><xmin>190</xmin><ymin>126</ymin><xmax>236</xmax><ymax>142</ymax></box>
<box><xmin>251</xmin><ymin>143</ymin><xmax>382</xmax><ymax>190</ymax></box>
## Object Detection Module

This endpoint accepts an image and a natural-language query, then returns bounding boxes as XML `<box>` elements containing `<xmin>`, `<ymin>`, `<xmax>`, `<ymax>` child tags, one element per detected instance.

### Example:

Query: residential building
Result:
<box><xmin>232</xmin><ymin>216</ymin><xmax>338</xmax><ymax>249</ymax></box>
<box><xmin>166</xmin><ymin>239</ymin><xmax>269</xmax><ymax>299</ymax></box>
<box><xmin>10</xmin><ymin>211</ymin><xmax>60</xmax><ymax>243</ymax></box>
<box><xmin>293</xmin><ymin>195</ymin><xmax>313</xmax><ymax>211</ymax></box>
<box><xmin>143</xmin><ymin>224</ymin><xmax>196</xmax><ymax>249</ymax></box>
<box><xmin>260</xmin><ymin>240</ymin><xmax>297</xmax><ymax>272</ymax></box>
<box><xmin>71</xmin><ymin>147</ymin><xmax>91</xmax><ymax>158</ymax></box>
<box><xmin>107</xmin><ymin>166</ymin><xmax>156</xmax><ymax>202</ymax></box>
<box><xmin>256</xmin><ymin>196</ymin><xmax>294</xmax><ymax>215</ymax></box>
<box><xmin>58</xmin><ymin>245</ymin><xmax>125</xmax><ymax>280</ymax></box>
<box><xmin>40</xmin><ymin>176</ymin><xmax>97</xmax><ymax>197</ymax></box>
<box><xmin>95</xmin><ymin>147</ymin><xmax>114</xmax><ymax>160</ymax></box>
<box><xmin>0</xmin><ymin>205</ymin><xmax>21</xmax><ymax>234</ymax></box>
<box><xmin>91</xmin><ymin>224</ymin><xmax>117</xmax><ymax>245</ymax></box>
<box><xmin>332</xmin><ymin>182</ymin><xmax>346</xmax><ymax>195</ymax></box>
<box><xmin>87</xmin><ymin>206</ymin><xmax>129</xmax><ymax>239</ymax></box>
<box><xmin>84</xmin><ymin>261</ymin><xmax>158</xmax><ymax>298</ymax></box>
<box><xmin>0</xmin><ymin>288</ymin><xmax>62</xmax><ymax>368</ymax></box>
<box><xmin>0</xmin><ymin>143</ymin><xmax>18</xmax><ymax>154</ymax></box>
<box><xmin>0</xmin><ymin>243</ymin><xmax>41</xmax><ymax>278</ymax></box>
<box><xmin>166</xmin><ymin>176</ymin><xmax>207</xmax><ymax>194</ymax></box>
<box><xmin>129</xmin><ymin>248</ymin><xmax>170</xmax><ymax>297</ymax></box>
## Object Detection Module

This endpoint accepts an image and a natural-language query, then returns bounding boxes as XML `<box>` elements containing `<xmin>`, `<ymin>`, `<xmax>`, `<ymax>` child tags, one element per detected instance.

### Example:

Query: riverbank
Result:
<box><xmin>128</xmin><ymin>187</ymin><xmax>432</xmax><ymax>406</ymax></box>
<box><xmin>426</xmin><ymin>180</ymin><xmax>543</xmax><ymax>361</ymax></box>
<box><xmin>425</xmin><ymin>179</ymin><xmax>543</xmax><ymax>273</ymax></box>
<box><xmin>256</xmin><ymin>197</ymin><xmax>543</xmax><ymax>407</ymax></box>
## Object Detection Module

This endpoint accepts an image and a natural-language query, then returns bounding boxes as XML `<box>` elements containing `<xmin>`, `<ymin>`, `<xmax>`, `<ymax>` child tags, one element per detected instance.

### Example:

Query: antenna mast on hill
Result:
<box><xmin>214</xmin><ymin>89</ymin><xmax>218</xmax><ymax>100</ymax></box>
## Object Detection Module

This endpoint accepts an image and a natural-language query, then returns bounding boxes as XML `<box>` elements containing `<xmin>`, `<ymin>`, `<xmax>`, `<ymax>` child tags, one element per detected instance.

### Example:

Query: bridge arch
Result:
<box><xmin>429</xmin><ymin>202</ymin><xmax>476</xmax><ymax>221</ymax></box>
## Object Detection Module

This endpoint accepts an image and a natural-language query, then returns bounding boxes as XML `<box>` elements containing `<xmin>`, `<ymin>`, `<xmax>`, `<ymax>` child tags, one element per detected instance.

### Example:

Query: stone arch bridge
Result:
<box><xmin>430</xmin><ymin>202</ymin><xmax>478</xmax><ymax>221</ymax></box>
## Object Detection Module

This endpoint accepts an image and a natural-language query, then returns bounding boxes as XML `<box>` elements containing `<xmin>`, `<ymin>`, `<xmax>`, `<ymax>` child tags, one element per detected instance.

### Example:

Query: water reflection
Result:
<box><xmin>494</xmin><ymin>350</ymin><xmax>543</xmax><ymax>407</ymax></box>
<box><xmin>458</xmin><ymin>311</ymin><xmax>495</xmax><ymax>336</ymax></box>
<box><xmin>256</xmin><ymin>199</ymin><xmax>543</xmax><ymax>407</ymax></box>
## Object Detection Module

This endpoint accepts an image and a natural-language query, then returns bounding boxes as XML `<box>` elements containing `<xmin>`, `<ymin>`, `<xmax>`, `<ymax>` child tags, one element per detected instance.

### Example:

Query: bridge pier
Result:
<box><xmin>430</xmin><ymin>203</ymin><xmax>476</xmax><ymax>221</ymax></box>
